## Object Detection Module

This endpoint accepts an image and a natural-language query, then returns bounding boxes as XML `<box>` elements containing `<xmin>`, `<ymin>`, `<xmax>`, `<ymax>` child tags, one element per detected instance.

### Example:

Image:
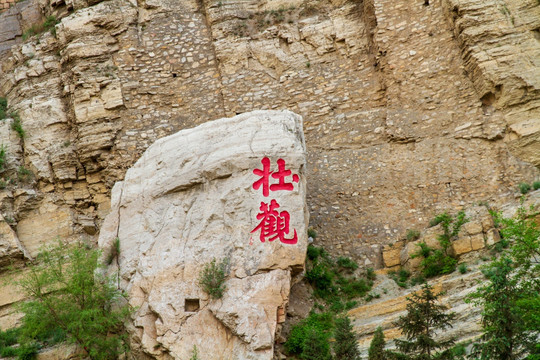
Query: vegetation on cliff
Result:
<box><xmin>467</xmin><ymin>205</ymin><xmax>540</xmax><ymax>360</ymax></box>
<box><xmin>389</xmin><ymin>283</ymin><xmax>456</xmax><ymax>360</ymax></box>
<box><xmin>285</xmin><ymin>239</ymin><xmax>372</xmax><ymax>359</ymax></box>
<box><xmin>7</xmin><ymin>241</ymin><xmax>132</xmax><ymax>360</ymax></box>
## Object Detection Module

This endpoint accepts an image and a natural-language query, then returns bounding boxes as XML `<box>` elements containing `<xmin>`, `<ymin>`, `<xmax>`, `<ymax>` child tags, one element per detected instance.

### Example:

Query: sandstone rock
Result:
<box><xmin>99</xmin><ymin>110</ymin><xmax>308</xmax><ymax>360</ymax></box>
<box><xmin>485</xmin><ymin>228</ymin><xmax>500</xmax><ymax>246</ymax></box>
<box><xmin>382</xmin><ymin>244</ymin><xmax>401</xmax><ymax>268</ymax></box>
<box><xmin>16</xmin><ymin>201</ymin><xmax>72</xmax><ymax>257</ymax></box>
<box><xmin>463</xmin><ymin>221</ymin><xmax>483</xmax><ymax>236</ymax></box>
<box><xmin>470</xmin><ymin>233</ymin><xmax>484</xmax><ymax>251</ymax></box>
<box><xmin>0</xmin><ymin>213</ymin><xmax>28</xmax><ymax>267</ymax></box>
<box><xmin>451</xmin><ymin>236</ymin><xmax>472</xmax><ymax>256</ymax></box>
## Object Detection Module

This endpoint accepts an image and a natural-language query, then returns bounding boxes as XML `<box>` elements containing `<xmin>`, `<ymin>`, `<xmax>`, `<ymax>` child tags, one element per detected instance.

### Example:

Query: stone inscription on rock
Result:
<box><xmin>251</xmin><ymin>157</ymin><xmax>299</xmax><ymax>244</ymax></box>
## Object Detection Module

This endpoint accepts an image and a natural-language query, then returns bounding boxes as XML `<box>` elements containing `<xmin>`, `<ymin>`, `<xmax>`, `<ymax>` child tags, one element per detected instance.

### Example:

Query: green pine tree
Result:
<box><xmin>301</xmin><ymin>327</ymin><xmax>333</xmax><ymax>360</ymax></box>
<box><xmin>467</xmin><ymin>205</ymin><xmax>540</xmax><ymax>360</ymax></box>
<box><xmin>389</xmin><ymin>283</ymin><xmax>455</xmax><ymax>360</ymax></box>
<box><xmin>334</xmin><ymin>316</ymin><xmax>360</xmax><ymax>360</ymax></box>
<box><xmin>368</xmin><ymin>326</ymin><xmax>386</xmax><ymax>360</ymax></box>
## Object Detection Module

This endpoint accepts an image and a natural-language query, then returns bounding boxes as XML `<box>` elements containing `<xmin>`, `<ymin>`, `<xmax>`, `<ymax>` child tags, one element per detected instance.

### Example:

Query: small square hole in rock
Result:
<box><xmin>185</xmin><ymin>298</ymin><xmax>200</xmax><ymax>312</ymax></box>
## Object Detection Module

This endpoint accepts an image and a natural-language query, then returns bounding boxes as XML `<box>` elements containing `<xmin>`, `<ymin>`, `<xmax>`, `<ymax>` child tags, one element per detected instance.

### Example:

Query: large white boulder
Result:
<box><xmin>98</xmin><ymin>110</ymin><xmax>308</xmax><ymax>360</ymax></box>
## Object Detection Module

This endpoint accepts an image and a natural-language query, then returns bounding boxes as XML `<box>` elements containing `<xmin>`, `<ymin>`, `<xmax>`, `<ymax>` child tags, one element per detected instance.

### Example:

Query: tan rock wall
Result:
<box><xmin>0</xmin><ymin>0</ymin><xmax>538</xmax><ymax>345</ymax></box>
<box><xmin>0</xmin><ymin>0</ymin><xmax>538</xmax><ymax>271</ymax></box>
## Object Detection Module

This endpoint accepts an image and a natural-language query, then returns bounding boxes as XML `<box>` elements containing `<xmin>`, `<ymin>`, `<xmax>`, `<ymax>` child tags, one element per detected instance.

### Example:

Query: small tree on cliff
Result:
<box><xmin>368</xmin><ymin>326</ymin><xmax>386</xmax><ymax>360</ymax></box>
<box><xmin>389</xmin><ymin>283</ymin><xmax>455</xmax><ymax>360</ymax></box>
<box><xmin>334</xmin><ymin>316</ymin><xmax>360</xmax><ymax>360</ymax></box>
<box><xmin>16</xmin><ymin>240</ymin><xmax>131</xmax><ymax>360</ymax></box>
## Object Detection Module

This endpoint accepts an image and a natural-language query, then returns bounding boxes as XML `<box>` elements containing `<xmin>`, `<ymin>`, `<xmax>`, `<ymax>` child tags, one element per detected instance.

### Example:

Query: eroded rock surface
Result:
<box><xmin>98</xmin><ymin>110</ymin><xmax>308</xmax><ymax>360</ymax></box>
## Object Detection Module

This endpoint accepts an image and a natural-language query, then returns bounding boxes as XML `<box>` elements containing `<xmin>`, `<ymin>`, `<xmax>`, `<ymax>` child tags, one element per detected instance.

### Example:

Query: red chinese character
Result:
<box><xmin>252</xmin><ymin>157</ymin><xmax>272</xmax><ymax>197</ymax></box>
<box><xmin>253</xmin><ymin>157</ymin><xmax>299</xmax><ymax>197</ymax></box>
<box><xmin>251</xmin><ymin>199</ymin><xmax>298</xmax><ymax>244</ymax></box>
<box><xmin>271</xmin><ymin>159</ymin><xmax>300</xmax><ymax>192</ymax></box>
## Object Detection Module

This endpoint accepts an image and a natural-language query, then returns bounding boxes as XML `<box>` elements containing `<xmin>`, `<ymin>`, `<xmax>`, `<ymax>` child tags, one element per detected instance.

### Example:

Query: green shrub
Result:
<box><xmin>308</xmin><ymin>228</ymin><xmax>318</xmax><ymax>239</ymax></box>
<box><xmin>10</xmin><ymin>112</ymin><xmax>25</xmax><ymax>139</ymax></box>
<box><xmin>429</xmin><ymin>213</ymin><xmax>448</xmax><ymax>227</ymax></box>
<box><xmin>420</xmin><ymin>249</ymin><xmax>457</xmax><ymax>277</ymax></box>
<box><xmin>0</xmin><ymin>97</ymin><xmax>7</xmax><ymax>119</ymax></box>
<box><xmin>388</xmin><ymin>268</ymin><xmax>411</xmax><ymax>288</ymax></box>
<box><xmin>285</xmin><ymin>312</ymin><xmax>334</xmax><ymax>356</ymax></box>
<box><xmin>0</xmin><ymin>346</ymin><xmax>18</xmax><ymax>357</ymax></box>
<box><xmin>15</xmin><ymin>343</ymin><xmax>38</xmax><ymax>360</ymax></box>
<box><xmin>22</xmin><ymin>16</ymin><xmax>59</xmax><ymax>40</ymax></box>
<box><xmin>337</xmin><ymin>276</ymin><xmax>370</xmax><ymax>298</ymax></box>
<box><xmin>199</xmin><ymin>258</ymin><xmax>228</xmax><ymax>299</ymax></box>
<box><xmin>0</xmin><ymin>145</ymin><xmax>7</xmax><ymax>173</ymax></box>
<box><xmin>17</xmin><ymin>166</ymin><xmax>33</xmax><ymax>183</ymax></box>
<box><xmin>336</xmin><ymin>257</ymin><xmax>358</xmax><ymax>271</ymax></box>
<box><xmin>519</xmin><ymin>182</ymin><xmax>531</xmax><ymax>194</ymax></box>
<box><xmin>406</xmin><ymin>229</ymin><xmax>421</xmax><ymax>241</ymax></box>
<box><xmin>415</xmin><ymin>212</ymin><xmax>466</xmax><ymax>278</ymax></box>
<box><xmin>0</xmin><ymin>327</ymin><xmax>19</xmax><ymax>347</ymax></box>
<box><xmin>533</xmin><ymin>181</ymin><xmax>540</xmax><ymax>190</ymax></box>
<box><xmin>189</xmin><ymin>345</ymin><xmax>200</xmax><ymax>360</ymax></box>
<box><xmin>16</xmin><ymin>241</ymin><xmax>132</xmax><ymax>360</ymax></box>
<box><xmin>366</xmin><ymin>267</ymin><xmax>376</xmax><ymax>281</ymax></box>
<box><xmin>307</xmin><ymin>244</ymin><xmax>324</xmax><ymax>261</ymax></box>
<box><xmin>306</xmin><ymin>262</ymin><xmax>335</xmax><ymax>294</ymax></box>
<box><xmin>458</xmin><ymin>263</ymin><xmax>468</xmax><ymax>274</ymax></box>
<box><xmin>409</xmin><ymin>274</ymin><xmax>426</xmax><ymax>287</ymax></box>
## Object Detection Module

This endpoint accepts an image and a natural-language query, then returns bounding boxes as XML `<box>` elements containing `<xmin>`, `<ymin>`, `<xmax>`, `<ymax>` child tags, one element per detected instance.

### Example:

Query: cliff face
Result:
<box><xmin>0</xmin><ymin>0</ymin><xmax>538</xmax><ymax>355</ymax></box>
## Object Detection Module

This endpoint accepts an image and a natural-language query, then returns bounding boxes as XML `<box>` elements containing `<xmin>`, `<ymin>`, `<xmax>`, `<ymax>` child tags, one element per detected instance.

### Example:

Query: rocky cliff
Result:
<box><xmin>0</xmin><ymin>0</ymin><xmax>538</xmax><ymax>357</ymax></box>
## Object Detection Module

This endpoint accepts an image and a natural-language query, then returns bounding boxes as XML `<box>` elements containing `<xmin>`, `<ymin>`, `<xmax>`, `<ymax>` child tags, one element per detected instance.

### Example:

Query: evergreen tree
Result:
<box><xmin>468</xmin><ymin>256</ymin><xmax>521</xmax><ymax>360</ymax></box>
<box><xmin>368</xmin><ymin>326</ymin><xmax>386</xmax><ymax>360</ymax></box>
<box><xmin>301</xmin><ymin>327</ymin><xmax>333</xmax><ymax>360</ymax></box>
<box><xmin>389</xmin><ymin>283</ymin><xmax>455</xmax><ymax>360</ymax></box>
<box><xmin>334</xmin><ymin>316</ymin><xmax>360</xmax><ymax>360</ymax></box>
<box><xmin>467</xmin><ymin>205</ymin><xmax>540</xmax><ymax>360</ymax></box>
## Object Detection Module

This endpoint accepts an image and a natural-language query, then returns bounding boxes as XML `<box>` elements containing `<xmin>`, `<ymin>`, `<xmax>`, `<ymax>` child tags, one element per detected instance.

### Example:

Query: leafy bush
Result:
<box><xmin>285</xmin><ymin>312</ymin><xmax>334</xmax><ymax>356</ymax></box>
<box><xmin>16</xmin><ymin>241</ymin><xmax>132</xmax><ymax>360</ymax></box>
<box><xmin>17</xmin><ymin>166</ymin><xmax>33</xmax><ymax>183</ymax></box>
<box><xmin>458</xmin><ymin>263</ymin><xmax>468</xmax><ymax>274</ymax></box>
<box><xmin>518</xmin><ymin>182</ymin><xmax>531</xmax><ymax>194</ymax></box>
<box><xmin>22</xmin><ymin>16</ymin><xmax>59</xmax><ymax>40</ymax></box>
<box><xmin>306</xmin><ymin>247</ymin><xmax>371</xmax><ymax>307</ymax></box>
<box><xmin>0</xmin><ymin>327</ymin><xmax>19</xmax><ymax>348</ymax></box>
<box><xmin>366</xmin><ymin>267</ymin><xmax>376</xmax><ymax>281</ymax></box>
<box><xmin>533</xmin><ymin>181</ymin><xmax>540</xmax><ymax>190</ymax></box>
<box><xmin>420</xmin><ymin>248</ymin><xmax>457</xmax><ymax>277</ymax></box>
<box><xmin>0</xmin><ymin>97</ymin><xmax>7</xmax><ymax>119</ymax></box>
<box><xmin>10</xmin><ymin>112</ymin><xmax>25</xmax><ymax>139</ymax></box>
<box><xmin>307</xmin><ymin>244</ymin><xmax>324</xmax><ymax>261</ymax></box>
<box><xmin>0</xmin><ymin>145</ymin><xmax>7</xmax><ymax>173</ymax></box>
<box><xmin>414</xmin><ymin>211</ymin><xmax>466</xmax><ymax>278</ymax></box>
<box><xmin>388</xmin><ymin>269</ymin><xmax>410</xmax><ymax>288</ymax></box>
<box><xmin>199</xmin><ymin>258</ymin><xmax>228</xmax><ymax>299</ymax></box>
<box><xmin>337</xmin><ymin>257</ymin><xmax>358</xmax><ymax>271</ymax></box>
<box><xmin>406</xmin><ymin>229</ymin><xmax>420</xmax><ymax>241</ymax></box>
